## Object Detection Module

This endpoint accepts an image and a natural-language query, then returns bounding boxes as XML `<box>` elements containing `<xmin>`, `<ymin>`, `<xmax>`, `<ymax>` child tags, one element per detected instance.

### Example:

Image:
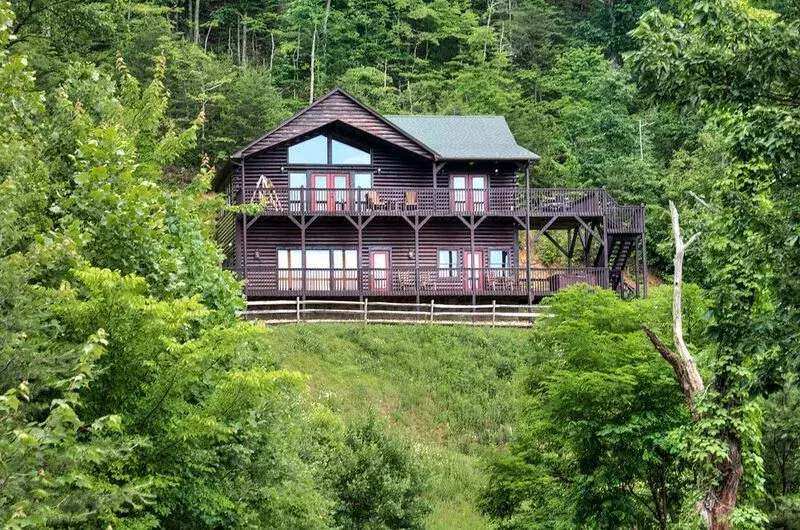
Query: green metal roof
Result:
<box><xmin>385</xmin><ymin>115</ymin><xmax>540</xmax><ymax>161</ymax></box>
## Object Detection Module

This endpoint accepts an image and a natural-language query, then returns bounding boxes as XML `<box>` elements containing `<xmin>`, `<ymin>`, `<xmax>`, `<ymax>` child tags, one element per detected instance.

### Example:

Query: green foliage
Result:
<box><xmin>269</xmin><ymin>323</ymin><xmax>538</xmax><ymax>528</ymax></box>
<box><xmin>481</xmin><ymin>286</ymin><xmax>706</xmax><ymax>528</ymax></box>
<box><xmin>313</xmin><ymin>414</ymin><xmax>430</xmax><ymax>530</ymax></box>
<box><xmin>0</xmin><ymin>3</ymin><xmax>428</xmax><ymax>527</ymax></box>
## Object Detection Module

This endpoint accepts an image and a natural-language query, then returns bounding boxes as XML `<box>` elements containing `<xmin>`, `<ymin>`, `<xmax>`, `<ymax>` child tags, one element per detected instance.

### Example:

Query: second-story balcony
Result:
<box><xmin>241</xmin><ymin>186</ymin><xmax>636</xmax><ymax>218</ymax></box>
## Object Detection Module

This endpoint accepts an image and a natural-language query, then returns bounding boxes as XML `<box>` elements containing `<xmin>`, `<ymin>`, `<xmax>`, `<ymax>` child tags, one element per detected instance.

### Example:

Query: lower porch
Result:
<box><xmin>233</xmin><ymin>265</ymin><xmax>609</xmax><ymax>299</ymax></box>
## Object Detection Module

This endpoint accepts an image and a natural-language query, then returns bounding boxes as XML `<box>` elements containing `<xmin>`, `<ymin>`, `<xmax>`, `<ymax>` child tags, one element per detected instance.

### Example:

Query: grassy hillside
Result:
<box><xmin>267</xmin><ymin>324</ymin><xmax>536</xmax><ymax>529</ymax></box>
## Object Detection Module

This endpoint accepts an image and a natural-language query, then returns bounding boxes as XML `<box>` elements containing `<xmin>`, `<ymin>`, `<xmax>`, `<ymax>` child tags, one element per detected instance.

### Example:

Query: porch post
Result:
<box><xmin>634</xmin><ymin>235</ymin><xmax>640</xmax><ymax>298</ymax></box>
<box><xmin>358</xmin><ymin>214</ymin><xmax>364</xmax><ymax>300</ymax></box>
<box><xmin>241</xmin><ymin>160</ymin><xmax>248</xmax><ymax>298</ymax></box>
<box><xmin>601</xmin><ymin>215</ymin><xmax>609</xmax><ymax>289</ymax></box>
<box><xmin>301</xmin><ymin>214</ymin><xmax>307</xmax><ymax>297</ymax></box>
<box><xmin>414</xmin><ymin>214</ymin><xmax>421</xmax><ymax>306</ymax></box>
<box><xmin>470</xmin><ymin>214</ymin><xmax>476</xmax><ymax>306</ymax></box>
<box><xmin>525</xmin><ymin>163</ymin><xmax>531</xmax><ymax>305</ymax></box>
<box><xmin>641</xmin><ymin>206</ymin><xmax>648</xmax><ymax>298</ymax></box>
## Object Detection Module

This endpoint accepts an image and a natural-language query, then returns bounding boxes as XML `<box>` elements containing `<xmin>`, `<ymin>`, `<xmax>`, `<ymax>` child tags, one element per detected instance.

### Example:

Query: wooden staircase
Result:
<box><xmin>593</xmin><ymin>235</ymin><xmax>636</xmax><ymax>291</ymax></box>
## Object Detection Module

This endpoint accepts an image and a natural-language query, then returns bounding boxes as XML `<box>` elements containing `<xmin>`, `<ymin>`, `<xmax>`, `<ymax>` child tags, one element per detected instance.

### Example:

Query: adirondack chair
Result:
<box><xmin>404</xmin><ymin>191</ymin><xmax>418</xmax><ymax>210</ymax></box>
<box><xmin>367</xmin><ymin>190</ymin><xmax>385</xmax><ymax>210</ymax></box>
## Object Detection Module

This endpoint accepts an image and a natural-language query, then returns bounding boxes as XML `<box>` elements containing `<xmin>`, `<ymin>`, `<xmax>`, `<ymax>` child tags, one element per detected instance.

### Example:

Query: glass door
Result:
<box><xmin>450</xmin><ymin>175</ymin><xmax>487</xmax><ymax>212</ymax></box>
<box><xmin>332</xmin><ymin>249</ymin><xmax>358</xmax><ymax>291</ymax></box>
<box><xmin>464</xmin><ymin>251</ymin><xmax>484</xmax><ymax>291</ymax></box>
<box><xmin>452</xmin><ymin>176</ymin><xmax>467</xmax><ymax>211</ymax></box>
<box><xmin>311</xmin><ymin>173</ymin><xmax>350</xmax><ymax>211</ymax></box>
<box><xmin>312</xmin><ymin>173</ymin><xmax>329</xmax><ymax>212</ymax></box>
<box><xmin>333</xmin><ymin>174</ymin><xmax>349</xmax><ymax>211</ymax></box>
<box><xmin>370</xmin><ymin>250</ymin><xmax>390</xmax><ymax>292</ymax></box>
<box><xmin>306</xmin><ymin>249</ymin><xmax>331</xmax><ymax>290</ymax></box>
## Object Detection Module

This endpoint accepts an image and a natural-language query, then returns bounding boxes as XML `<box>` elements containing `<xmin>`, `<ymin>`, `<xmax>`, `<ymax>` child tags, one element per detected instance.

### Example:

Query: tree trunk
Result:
<box><xmin>644</xmin><ymin>201</ymin><xmax>742</xmax><ymax>530</ymax></box>
<box><xmin>309</xmin><ymin>24</ymin><xmax>317</xmax><ymax>105</ymax></box>
<box><xmin>193</xmin><ymin>0</ymin><xmax>200</xmax><ymax>45</ymax></box>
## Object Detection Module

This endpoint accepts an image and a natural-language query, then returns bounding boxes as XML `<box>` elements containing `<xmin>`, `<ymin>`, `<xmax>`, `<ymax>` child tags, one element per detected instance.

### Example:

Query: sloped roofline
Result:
<box><xmin>230</xmin><ymin>87</ymin><xmax>439</xmax><ymax>160</ymax></box>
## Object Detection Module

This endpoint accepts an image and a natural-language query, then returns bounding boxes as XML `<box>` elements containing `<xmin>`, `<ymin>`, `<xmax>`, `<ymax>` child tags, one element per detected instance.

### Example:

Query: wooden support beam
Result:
<box><xmin>543</xmin><ymin>231</ymin><xmax>570</xmax><ymax>258</ymax></box>
<box><xmin>532</xmin><ymin>215</ymin><xmax>558</xmax><ymax>242</ymax></box>
<box><xmin>574</xmin><ymin>215</ymin><xmax>602</xmax><ymax>243</ymax></box>
<box><xmin>525</xmin><ymin>164</ymin><xmax>532</xmax><ymax>305</ymax></box>
<box><xmin>567</xmin><ymin>228</ymin><xmax>579</xmax><ymax>267</ymax></box>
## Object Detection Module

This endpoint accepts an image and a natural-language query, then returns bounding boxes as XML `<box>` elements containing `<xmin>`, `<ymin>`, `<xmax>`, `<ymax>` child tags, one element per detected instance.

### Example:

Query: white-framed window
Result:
<box><xmin>438</xmin><ymin>249</ymin><xmax>459</xmax><ymax>278</ymax></box>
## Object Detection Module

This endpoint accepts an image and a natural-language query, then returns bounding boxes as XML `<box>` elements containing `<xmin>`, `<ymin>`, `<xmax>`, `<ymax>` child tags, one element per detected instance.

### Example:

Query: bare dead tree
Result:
<box><xmin>643</xmin><ymin>201</ymin><xmax>743</xmax><ymax>530</ymax></box>
<box><xmin>309</xmin><ymin>23</ymin><xmax>317</xmax><ymax>105</ymax></box>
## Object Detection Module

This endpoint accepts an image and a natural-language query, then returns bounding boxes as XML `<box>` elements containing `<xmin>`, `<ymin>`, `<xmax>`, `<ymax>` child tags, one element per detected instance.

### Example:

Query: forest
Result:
<box><xmin>1</xmin><ymin>0</ymin><xmax>799</xmax><ymax>528</ymax></box>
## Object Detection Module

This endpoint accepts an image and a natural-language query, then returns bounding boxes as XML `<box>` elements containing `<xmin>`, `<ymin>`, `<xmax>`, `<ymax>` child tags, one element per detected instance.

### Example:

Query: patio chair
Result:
<box><xmin>404</xmin><ymin>191</ymin><xmax>418</xmax><ymax>210</ymax></box>
<box><xmin>367</xmin><ymin>190</ymin><xmax>385</xmax><ymax>210</ymax></box>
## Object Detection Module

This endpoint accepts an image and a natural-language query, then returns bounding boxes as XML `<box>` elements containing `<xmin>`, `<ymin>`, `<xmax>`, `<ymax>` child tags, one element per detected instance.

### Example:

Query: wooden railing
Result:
<box><xmin>241</xmin><ymin>299</ymin><xmax>549</xmax><ymax>327</ymax></box>
<box><xmin>233</xmin><ymin>266</ymin><xmax>609</xmax><ymax>297</ymax></box>
<box><xmin>241</xmin><ymin>185</ymin><xmax>636</xmax><ymax>220</ymax></box>
<box><xmin>236</xmin><ymin>185</ymin><xmax>644</xmax><ymax>232</ymax></box>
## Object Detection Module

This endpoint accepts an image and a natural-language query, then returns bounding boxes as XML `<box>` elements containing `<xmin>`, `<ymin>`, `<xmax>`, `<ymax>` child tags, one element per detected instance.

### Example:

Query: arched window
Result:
<box><xmin>287</xmin><ymin>134</ymin><xmax>371</xmax><ymax>165</ymax></box>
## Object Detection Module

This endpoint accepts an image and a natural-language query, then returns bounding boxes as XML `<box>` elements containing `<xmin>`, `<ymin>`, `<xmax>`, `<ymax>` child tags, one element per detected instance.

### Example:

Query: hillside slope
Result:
<box><xmin>267</xmin><ymin>324</ymin><xmax>536</xmax><ymax>529</ymax></box>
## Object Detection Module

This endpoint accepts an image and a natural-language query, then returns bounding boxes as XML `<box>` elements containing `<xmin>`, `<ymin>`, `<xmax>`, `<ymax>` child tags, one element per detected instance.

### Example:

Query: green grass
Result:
<box><xmin>267</xmin><ymin>324</ymin><xmax>536</xmax><ymax>529</ymax></box>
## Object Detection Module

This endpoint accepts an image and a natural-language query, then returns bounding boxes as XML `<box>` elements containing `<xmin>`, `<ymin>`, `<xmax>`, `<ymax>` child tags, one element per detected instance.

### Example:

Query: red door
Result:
<box><xmin>311</xmin><ymin>173</ymin><xmax>349</xmax><ymax>211</ymax></box>
<box><xmin>464</xmin><ymin>251</ymin><xmax>483</xmax><ymax>291</ymax></box>
<box><xmin>451</xmin><ymin>175</ymin><xmax>486</xmax><ymax>212</ymax></box>
<box><xmin>370</xmin><ymin>250</ymin><xmax>390</xmax><ymax>292</ymax></box>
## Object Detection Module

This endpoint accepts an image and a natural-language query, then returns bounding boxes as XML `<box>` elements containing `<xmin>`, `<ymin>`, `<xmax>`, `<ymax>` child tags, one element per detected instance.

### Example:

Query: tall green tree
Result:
<box><xmin>628</xmin><ymin>0</ymin><xmax>800</xmax><ymax>526</ymax></box>
<box><xmin>481</xmin><ymin>286</ymin><xmax>700</xmax><ymax>529</ymax></box>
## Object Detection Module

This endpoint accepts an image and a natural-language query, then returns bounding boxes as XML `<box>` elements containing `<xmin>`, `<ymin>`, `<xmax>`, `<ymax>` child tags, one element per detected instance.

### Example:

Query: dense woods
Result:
<box><xmin>2</xmin><ymin>0</ymin><xmax>800</xmax><ymax>528</ymax></box>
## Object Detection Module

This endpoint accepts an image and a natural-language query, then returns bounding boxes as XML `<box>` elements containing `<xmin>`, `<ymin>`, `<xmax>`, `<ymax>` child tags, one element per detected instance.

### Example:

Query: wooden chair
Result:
<box><xmin>404</xmin><ymin>191</ymin><xmax>418</xmax><ymax>210</ymax></box>
<box><xmin>398</xmin><ymin>270</ymin><xmax>416</xmax><ymax>290</ymax></box>
<box><xmin>367</xmin><ymin>190</ymin><xmax>385</xmax><ymax>210</ymax></box>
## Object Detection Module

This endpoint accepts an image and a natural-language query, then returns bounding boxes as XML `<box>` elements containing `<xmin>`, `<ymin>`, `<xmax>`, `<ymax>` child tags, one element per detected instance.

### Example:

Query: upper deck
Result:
<box><xmin>236</xmin><ymin>185</ymin><xmax>644</xmax><ymax>234</ymax></box>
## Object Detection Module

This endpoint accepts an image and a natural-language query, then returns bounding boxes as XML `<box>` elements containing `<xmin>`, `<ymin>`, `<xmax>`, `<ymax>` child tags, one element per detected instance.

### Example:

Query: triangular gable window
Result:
<box><xmin>288</xmin><ymin>134</ymin><xmax>371</xmax><ymax>165</ymax></box>
<box><xmin>288</xmin><ymin>135</ymin><xmax>327</xmax><ymax>164</ymax></box>
<box><xmin>332</xmin><ymin>138</ymin><xmax>370</xmax><ymax>165</ymax></box>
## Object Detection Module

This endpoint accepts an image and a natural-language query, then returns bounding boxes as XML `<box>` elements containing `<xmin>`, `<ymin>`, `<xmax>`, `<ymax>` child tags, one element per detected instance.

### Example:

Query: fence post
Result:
<box><xmin>430</xmin><ymin>299</ymin><xmax>435</xmax><ymax>323</ymax></box>
<box><xmin>364</xmin><ymin>298</ymin><xmax>369</xmax><ymax>323</ymax></box>
<box><xmin>492</xmin><ymin>300</ymin><xmax>496</xmax><ymax>327</ymax></box>
<box><xmin>296</xmin><ymin>297</ymin><xmax>300</xmax><ymax>323</ymax></box>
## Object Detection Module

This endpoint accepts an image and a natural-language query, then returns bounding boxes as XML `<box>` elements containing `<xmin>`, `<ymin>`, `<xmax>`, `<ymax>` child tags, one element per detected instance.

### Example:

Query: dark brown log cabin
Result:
<box><xmin>214</xmin><ymin>88</ymin><xmax>647</xmax><ymax>304</ymax></box>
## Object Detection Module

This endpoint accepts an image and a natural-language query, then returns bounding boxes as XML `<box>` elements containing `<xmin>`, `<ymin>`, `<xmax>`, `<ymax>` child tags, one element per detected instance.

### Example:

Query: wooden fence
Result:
<box><xmin>241</xmin><ymin>299</ymin><xmax>549</xmax><ymax>327</ymax></box>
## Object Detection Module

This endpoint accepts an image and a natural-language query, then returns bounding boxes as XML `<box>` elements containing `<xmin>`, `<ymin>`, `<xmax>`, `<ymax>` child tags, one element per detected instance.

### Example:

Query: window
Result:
<box><xmin>277</xmin><ymin>249</ymin><xmax>302</xmax><ymax>290</ymax></box>
<box><xmin>354</xmin><ymin>172</ymin><xmax>372</xmax><ymax>210</ymax></box>
<box><xmin>288</xmin><ymin>172</ymin><xmax>307</xmax><ymax>211</ymax></box>
<box><xmin>489</xmin><ymin>249</ymin><xmax>511</xmax><ymax>278</ymax></box>
<box><xmin>489</xmin><ymin>249</ymin><xmax>510</xmax><ymax>269</ymax></box>
<box><xmin>288</xmin><ymin>134</ymin><xmax>372</xmax><ymax>165</ymax></box>
<box><xmin>288</xmin><ymin>135</ymin><xmax>327</xmax><ymax>164</ymax></box>
<box><xmin>279</xmin><ymin>249</ymin><xmax>358</xmax><ymax>291</ymax></box>
<box><xmin>332</xmin><ymin>138</ymin><xmax>371</xmax><ymax>165</ymax></box>
<box><xmin>438</xmin><ymin>249</ymin><xmax>459</xmax><ymax>278</ymax></box>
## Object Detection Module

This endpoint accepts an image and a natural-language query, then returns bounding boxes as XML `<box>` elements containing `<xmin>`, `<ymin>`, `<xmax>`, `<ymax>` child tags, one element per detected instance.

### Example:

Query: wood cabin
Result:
<box><xmin>214</xmin><ymin>88</ymin><xmax>647</xmax><ymax>304</ymax></box>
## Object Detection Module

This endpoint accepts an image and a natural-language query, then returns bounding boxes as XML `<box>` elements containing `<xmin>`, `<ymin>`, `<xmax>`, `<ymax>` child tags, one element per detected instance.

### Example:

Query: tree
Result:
<box><xmin>628</xmin><ymin>0</ymin><xmax>800</xmax><ymax>526</ymax></box>
<box><xmin>481</xmin><ymin>285</ymin><xmax>699</xmax><ymax>529</ymax></box>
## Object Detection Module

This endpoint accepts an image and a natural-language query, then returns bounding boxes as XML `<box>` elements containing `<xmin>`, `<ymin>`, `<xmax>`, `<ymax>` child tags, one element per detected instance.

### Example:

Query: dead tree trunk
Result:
<box><xmin>309</xmin><ymin>24</ymin><xmax>317</xmax><ymax>105</ymax></box>
<box><xmin>193</xmin><ymin>0</ymin><xmax>200</xmax><ymax>45</ymax></box>
<box><xmin>643</xmin><ymin>201</ymin><xmax>742</xmax><ymax>530</ymax></box>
